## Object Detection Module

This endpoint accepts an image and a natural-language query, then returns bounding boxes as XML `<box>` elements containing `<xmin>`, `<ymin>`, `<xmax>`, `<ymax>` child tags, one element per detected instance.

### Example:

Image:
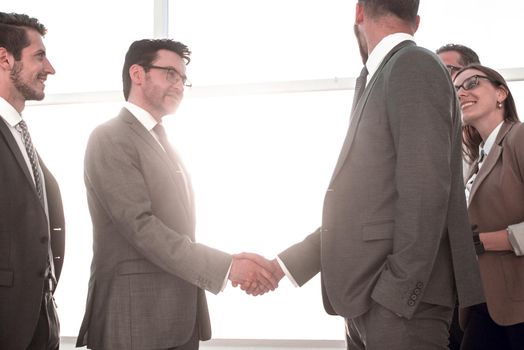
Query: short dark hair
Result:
<box><xmin>436</xmin><ymin>44</ymin><xmax>480</xmax><ymax>66</ymax></box>
<box><xmin>456</xmin><ymin>64</ymin><xmax>519</xmax><ymax>163</ymax></box>
<box><xmin>358</xmin><ymin>0</ymin><xmax>419</xmax><ymax>24</ymax></box>
<box><xmin>122</xmin><ymin>39</ymin><xmax>191</xmax><ymax>100</ymax></box>
<box><xmin>0</xmin><ymin>12</ymin><xmax>47</xmax><ymax>60</ymax></box>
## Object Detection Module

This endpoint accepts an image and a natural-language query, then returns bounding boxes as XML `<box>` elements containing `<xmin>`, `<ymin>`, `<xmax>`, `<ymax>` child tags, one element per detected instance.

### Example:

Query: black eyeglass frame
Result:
<box><xmin>141</xmin><ymin>64</ymin><xmax>192</xmax><ymax>88</ymax></box>
<box><xmin>454</xmin><ymin>74</ymin><xmax>499</xmax><ymax>92</ymax></box>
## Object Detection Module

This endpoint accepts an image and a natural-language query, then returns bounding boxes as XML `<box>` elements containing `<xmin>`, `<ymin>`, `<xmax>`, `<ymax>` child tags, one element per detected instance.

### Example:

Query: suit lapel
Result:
<box><xmin>329</xmin><ymin>41</ymin><xmax>415</xmax><ymax>184</ymax></box>
<box><xmin>468</xmin><ymin>121</ymin><xmax>513</xmax><ymax>206</ymax></box>
<box><xmin>0</xmin><ymin>116</ymin><xmax>43</xmax><ymax>201</ymax></box>
<box><xmin>118</xmin><ymin>109</ymin><xmax>194</xmax><ymax>221</ymax></box>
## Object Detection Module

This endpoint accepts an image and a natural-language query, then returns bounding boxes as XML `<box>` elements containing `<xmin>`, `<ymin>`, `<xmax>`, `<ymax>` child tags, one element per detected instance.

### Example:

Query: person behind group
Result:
<box><xmin>0</xmin><ymin>12</ymin><xmax>64</xmax><ymax>350</ymax></box>
<box><xmin>237</xmin><ymin>0</ymin><xmax>484</xmax><ymax>349</ymax></box>
<box><xmin>75</xmin><ymin>38</ymin><xmax>279</xmax><ymax>350</ymax></box>
<box><xmin>454</xmin><ymin>64</ymin><xmax>524</xmax><ymax>350</ymax></box>
<box><xmin>437</xmin><ymin>43</ymin><xmax>481</xmax><ymax>80</ymax></box>
<box><xmin>437</xmin><ymin>43</ymin><xmax>481</xmax><ymax>350</ymax></box>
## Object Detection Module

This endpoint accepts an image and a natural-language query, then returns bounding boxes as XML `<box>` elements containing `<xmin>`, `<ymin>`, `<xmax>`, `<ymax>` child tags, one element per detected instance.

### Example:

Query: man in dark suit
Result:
<box><xmin>241</xmin><ymin>0</ymin><xmax>485</xmax><ymax>348</ymax></box>
<box><xmin>76</xmin><ymin>39</ymin><xmax>278</xmax><ymax>350</ymax></box>
<box><xmin>0</xmin><ymin>12</ymin><xmax>65</xmax><ymax>350</ymax></box>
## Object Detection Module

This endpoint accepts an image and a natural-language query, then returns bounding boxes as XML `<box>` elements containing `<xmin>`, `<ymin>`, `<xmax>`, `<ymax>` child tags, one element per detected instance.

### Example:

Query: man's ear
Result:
<box><xmin>0</xmin><ymin>48</ymin><xmax>14</xmax><ymax>70</ymax></box>
<box><xmin>355</xmin><ymin>2</ymin><xmax>364</xmax><ymax>25</ymax></box>
<box><xmin>129</xmin><ymin>64</ymin><xmax>145</xmax><ymax>85</ymax></box>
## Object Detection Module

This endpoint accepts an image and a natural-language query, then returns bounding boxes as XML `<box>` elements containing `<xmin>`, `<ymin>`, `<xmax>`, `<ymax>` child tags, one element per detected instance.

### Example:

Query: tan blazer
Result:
<box><xmin>76</xmin><ymin>109</ymin><xmax>232</xmax><ymax>349</ymax></box>
<box><xmin>466</xmin><ymin>121</ymin><xmax>524</xmax><ymax>326</ymax></box>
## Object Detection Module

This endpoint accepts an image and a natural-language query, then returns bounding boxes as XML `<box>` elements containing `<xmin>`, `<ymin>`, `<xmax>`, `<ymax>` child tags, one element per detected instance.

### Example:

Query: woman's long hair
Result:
<box><xmin>454</xmin><ymin>64</ymin><xmax>519</xmax><ymax>163</ymax></box>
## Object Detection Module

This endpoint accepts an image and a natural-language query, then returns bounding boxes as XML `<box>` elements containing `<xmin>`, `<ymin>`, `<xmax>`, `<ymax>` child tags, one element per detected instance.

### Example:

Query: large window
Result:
<box><xmin>5</xmin><ymin>0</ymin><xmax>524</xmax><ymax>340</ymax></box>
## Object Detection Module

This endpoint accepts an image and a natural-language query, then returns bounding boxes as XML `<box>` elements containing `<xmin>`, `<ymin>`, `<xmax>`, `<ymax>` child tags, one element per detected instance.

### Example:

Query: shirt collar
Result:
<box><xmin>124</xmin><ymin>102</ymin><xmax>159</xmax><ymax>132</ymax></box>
<box><xmin>0</xmin><ymin>97</ymin><xmax>22</xmax><ymax>127</ymax></box>
<box><xmin>366</xmin><ymin>33</ymin><xmax>415</xmax><ymax>80</ymax></box>
<box><xmin>481</xmin><ymin>121</ymin><xmax>504</xmax><ymax>156</ymax></box>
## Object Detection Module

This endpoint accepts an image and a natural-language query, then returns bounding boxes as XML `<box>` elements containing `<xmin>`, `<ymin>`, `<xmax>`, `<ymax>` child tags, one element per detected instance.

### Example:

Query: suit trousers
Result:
<box><xmin>461</xmin><ymin>303</ymin><xmax>524</xmax><ymax>350</ymax></box>
<box><xmin>27</xmin><ymin>290</ymin><xmax>60</xmax><ymax>350</ymax></box>
<box><xmin>345</xmin><ymin>301</ymin><xmax>452</xmax><ymax>350</ymax></box>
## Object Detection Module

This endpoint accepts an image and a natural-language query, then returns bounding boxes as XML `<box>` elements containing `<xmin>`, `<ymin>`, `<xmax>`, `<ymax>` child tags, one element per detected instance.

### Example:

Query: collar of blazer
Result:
<box><xmin>117</xmin><ymin>108</ymin><xmax>194</xmax><ymax>219</ymax></box>
<box><xmin>118</xmin><ymin>108</ymin><xmax>179</xmax><ymax>171</ymax></box>
<box><xmin>329</xmin><ymin>40</ymin><xmax>416</xmax><ymax>184</ymax></box>
<box><xmin>468</xmin><ymin>121</ymin><xmax>515</xmax><ymax>206</ymax></box>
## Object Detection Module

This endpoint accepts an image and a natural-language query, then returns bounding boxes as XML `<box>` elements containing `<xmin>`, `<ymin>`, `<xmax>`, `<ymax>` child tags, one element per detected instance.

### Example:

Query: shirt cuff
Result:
<box><xmin>507</xmin><ymin>223</ymin><xmax>524</xmax><ymax>256</ymax></box>
<box><xmin>221</xmin><ymin>261</ymin><xmax>233</xmax><ymax>291</ymax></box>
<box><xmin>276</xmin><ymin>256</ymin><xmax>299</xmax><ymax>287</ymax></box>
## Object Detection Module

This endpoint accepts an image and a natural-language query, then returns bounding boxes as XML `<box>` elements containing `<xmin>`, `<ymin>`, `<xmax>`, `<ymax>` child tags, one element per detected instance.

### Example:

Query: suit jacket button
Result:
<box><xmin>408</xmin><ymin>300</ymin><xmax>415</xmax><ymax>306</ymax></box>
<box><xmin>410</xmin><ymin>294</ymin><xmax>417</xmax><ymax>301</ymax></box>
<box><xmin>416</xmin><ymin>282</ymin><xmax>423</xmax><ymax>288</ymax></box>
<box><xmin>414</xmin><ymin>288</ymin><xmax>421</xmax><ymax>295</ymax></box>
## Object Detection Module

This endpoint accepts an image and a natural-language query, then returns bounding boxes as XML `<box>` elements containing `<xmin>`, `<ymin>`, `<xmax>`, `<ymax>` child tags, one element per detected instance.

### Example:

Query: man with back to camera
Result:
<box><xmin>75</xmin><ymin>38</ymin><xmax>279</xmax><ymax>350</ymax></box>
<box><xmin>0</xmin><ymin>12</ymin><xmax>65</xmax><ymax>350</ymax></box>
<box><xmin>240</xmin><ymin>1</ymin><xmax>485</xmax><ymax>348</ymax></box>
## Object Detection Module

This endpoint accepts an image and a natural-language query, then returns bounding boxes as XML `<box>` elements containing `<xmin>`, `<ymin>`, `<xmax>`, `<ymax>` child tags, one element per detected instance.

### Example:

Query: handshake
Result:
<box><xmin>228</xmin><ymin>253</ymin><xmax>286</xmax><ymax>296</ymax></box>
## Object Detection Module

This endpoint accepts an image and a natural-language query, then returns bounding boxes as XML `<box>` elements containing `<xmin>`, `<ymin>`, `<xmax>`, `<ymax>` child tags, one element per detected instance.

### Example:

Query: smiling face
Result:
<box><xmin>133</xmin><ymin>49</ymin><xmax>187</xmax><ymax>120</ymax></box>
<box><xmin>454</xmin><ymin>68</ymin><xmax>507</xmax><ymax>132</ymax></box>
<box><xmin>10</xmin><ymin>27</ymin><xmax>55</xmax><ymax>103</ymax></box>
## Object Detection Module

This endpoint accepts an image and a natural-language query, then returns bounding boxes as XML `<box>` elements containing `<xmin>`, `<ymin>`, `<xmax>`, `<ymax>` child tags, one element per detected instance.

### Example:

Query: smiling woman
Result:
<box><xmin>2</xmin><ymin>0</ymin><xmax>524</xmax><ymax>344</ymax></box>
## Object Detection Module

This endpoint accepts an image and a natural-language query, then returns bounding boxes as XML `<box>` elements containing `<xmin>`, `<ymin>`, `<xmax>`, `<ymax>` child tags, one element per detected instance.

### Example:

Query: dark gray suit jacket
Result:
<box><xmin>279</xmin><ymin>41</ymin><xmax>484</xmax><ymax>320</ymax></box>
<box><xmin>0</xmin><ymin>117</ymin><xmax>65</xmax><ymax>350</ymax></box>
<box><xmin>76</xmin><ymin>109</ymin><xmax>232</xmax><ymax>349</ymax></box>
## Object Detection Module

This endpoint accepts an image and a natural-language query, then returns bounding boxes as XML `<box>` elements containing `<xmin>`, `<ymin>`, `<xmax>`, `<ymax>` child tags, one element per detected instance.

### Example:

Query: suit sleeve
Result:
<box><xmin>507</xmin><ymin>124</ymin><xmax>524</xmax><ymax>256</ymax></box>
<box><xmin>85</xmin><ymin>126</ymin><xmax>232</xmax><ymax>295</ymax></box>
<box><xmin>371</xmin><ymin>49</ymin><xmax>455</xmax><ymax>317</ymax></box>
<box><xmin>278</xmin><ymin>228</ymin><xmax>321</xmax><ymax>286</ymax></box>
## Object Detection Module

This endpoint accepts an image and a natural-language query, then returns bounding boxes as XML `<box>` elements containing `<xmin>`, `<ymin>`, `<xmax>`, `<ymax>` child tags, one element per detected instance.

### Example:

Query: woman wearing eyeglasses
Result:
<box><xmin>453</xmin><ymin>64</ymin><xmax>524</xmax><ymax>349</ymax></box>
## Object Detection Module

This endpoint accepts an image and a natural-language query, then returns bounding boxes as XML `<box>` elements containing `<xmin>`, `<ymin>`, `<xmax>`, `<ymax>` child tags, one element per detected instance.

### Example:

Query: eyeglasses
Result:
<box><xmin>445</xmin><ymin>64</ymin><xmax>462</xmax><ymax>76</ymax></box>
<box><xmin>141</xmin><ymin>65</ymin><xmax>192</xmax><ymax>88</ymax></box>
<box><xmin>454</xmin><ymin>75</ymin><xmax>499</xmax><ymax>93</ymax></box>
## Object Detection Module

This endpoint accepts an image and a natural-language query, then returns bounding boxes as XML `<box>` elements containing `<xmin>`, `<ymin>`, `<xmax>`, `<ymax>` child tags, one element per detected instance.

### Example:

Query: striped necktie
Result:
<box><xmin>15</xmin><ymin>120</ymin><xmax>43</xmax><ymax>204</ymax></box>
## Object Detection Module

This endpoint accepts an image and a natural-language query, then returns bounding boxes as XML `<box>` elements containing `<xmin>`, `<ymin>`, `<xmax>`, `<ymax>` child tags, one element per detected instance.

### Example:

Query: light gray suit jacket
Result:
<box><xmin>76</xmin><ymin>109</ymin><xmax>232</xmax><ymax>349</ymax></box>
<box><xmin>279</xmin><ymin>41</ymin><xmax>484</xmax><ymax>320</ymax></box>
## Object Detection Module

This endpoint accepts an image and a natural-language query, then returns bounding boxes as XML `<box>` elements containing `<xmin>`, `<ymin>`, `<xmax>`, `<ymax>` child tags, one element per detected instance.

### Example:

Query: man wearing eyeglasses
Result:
<box><xmin>436</xmin><ymin>43</ymin><xmax>480</xmax><ymax>80</ymax></box>
<box><xmin>76</xmin><ymin>39</ymin><xmax>279</xmax><ymax>350</ymax></box>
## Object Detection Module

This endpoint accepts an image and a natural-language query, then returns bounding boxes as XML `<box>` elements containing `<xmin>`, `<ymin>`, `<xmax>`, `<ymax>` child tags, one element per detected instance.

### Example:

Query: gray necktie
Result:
<box><xmin>351</xmin><ymin>66</ymin><xmax>368</xmax><ymax>113</ymax></box>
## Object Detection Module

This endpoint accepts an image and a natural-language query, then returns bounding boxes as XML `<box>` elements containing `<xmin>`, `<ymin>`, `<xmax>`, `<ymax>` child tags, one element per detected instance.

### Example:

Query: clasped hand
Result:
<box><xmin>228</xmin><ymin>253</ymin><xmax>285</xmax><ymax>296</ymax></box>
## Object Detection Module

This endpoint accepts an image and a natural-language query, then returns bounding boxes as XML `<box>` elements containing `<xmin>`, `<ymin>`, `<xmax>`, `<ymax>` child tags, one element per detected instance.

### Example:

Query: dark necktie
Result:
<box><xmin>15</xmin><ymin>120</ymin><xmax>43</xmax><ymax>203</ymax></box>
<box><xmin>351</xmin><ymin>66</ymin><xmax>368</xmax><ymax>113</ymax></box>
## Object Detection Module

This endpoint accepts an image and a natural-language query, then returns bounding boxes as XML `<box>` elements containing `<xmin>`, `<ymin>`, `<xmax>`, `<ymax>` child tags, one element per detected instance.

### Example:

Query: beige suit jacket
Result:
<box><xmin>466</xmin><ymin>121</ymin><xmax>524</xmax><ymax>326</ymax></box>
<box><xmin>76</xmin><ymin>109</ymin><xmax>232</xmax><ymax>349</ymax></box>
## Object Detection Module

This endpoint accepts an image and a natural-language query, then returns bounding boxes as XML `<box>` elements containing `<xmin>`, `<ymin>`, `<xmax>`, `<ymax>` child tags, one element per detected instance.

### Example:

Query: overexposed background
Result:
<box><xmin>4</xmin><ymin>0</ymin><xmax>524</xmax><ymax>341</ymax></box>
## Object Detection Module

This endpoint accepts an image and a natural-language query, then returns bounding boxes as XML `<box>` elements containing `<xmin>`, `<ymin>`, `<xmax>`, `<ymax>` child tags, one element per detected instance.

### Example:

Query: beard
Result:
<box><xmin>354</xmin><ymin>24</ymin><xmax>368</xmax><ymax>65</ymax></box>
<box><xmin>10</xmin><ymin>61</ymin><xmax>45</xmax><ymax>101</ymax></box>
